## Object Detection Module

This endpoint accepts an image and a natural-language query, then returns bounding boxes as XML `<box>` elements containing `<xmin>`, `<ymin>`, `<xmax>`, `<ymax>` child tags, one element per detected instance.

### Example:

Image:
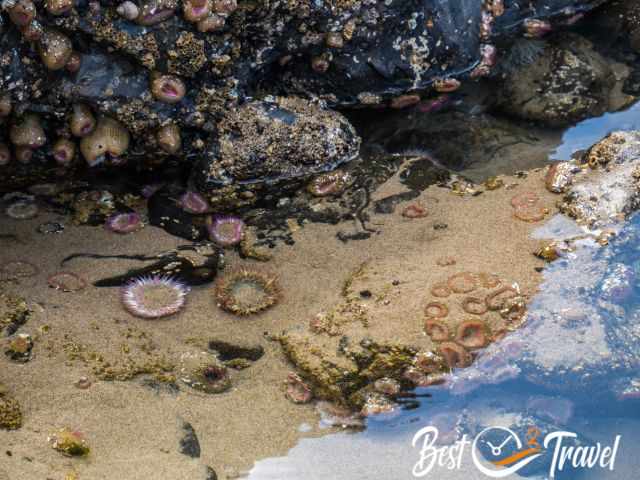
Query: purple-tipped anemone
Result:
<box><xmin>179</xmin><ymin>191</ymin><xmax>209</xmax><ymax>214</ymax></box>
<box><xmin>121</xmin><ymin>275</ymin><xmax>189</xmax><ymax>319</ymax></box>
<box><xmin>105</xmin><ymin>212</ymin><xmax>142</xmax><ymax>234</ymax></box>
<box><xmin>207</xmin><ymin>215</ymin><xmax>244</xmax><ymax>247</ymax></box>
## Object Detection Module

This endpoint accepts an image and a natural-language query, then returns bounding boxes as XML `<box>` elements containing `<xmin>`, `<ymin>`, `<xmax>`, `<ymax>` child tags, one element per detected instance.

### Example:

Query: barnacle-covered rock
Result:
<box><xmin>494</xmin><ymin>34</ymin><xmax>618</xmax><ymax>126</ymax></box>
<box><xmin>192</xmin><ymin>97</ymin><xmax>361</xmax><ymax>211</ymax></box>
<box><xmin>559</xmin><ymin>131</ymin><xmax>640</xmax><ymax>228</ymax></box>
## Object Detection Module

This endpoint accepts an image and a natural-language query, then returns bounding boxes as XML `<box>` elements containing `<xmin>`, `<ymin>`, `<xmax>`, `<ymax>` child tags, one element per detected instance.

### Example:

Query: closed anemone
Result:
<box><xmin>214</xmin><ymin>269</ymin><xmax>280</xmax><ymax>315</ymax></box>
<box><xmin>80</xmin><ymin>117</ymin><xmax>130</xmax><ymax>166</ymax></box>
<box><xmin>151</xmin><ymin>74</ymin><xmax>186</xmax><ymax>103</ymax></box>
<box><xmin>10</xmin><ymin>114</ymin><xmax>46</xmax><ymax>149</ymax></box>
<box><xmin>137</xmin><ymin>0</ymin><xmax>175</xmax><ymax>25</ymax></box>
<box><xmin>183</xmin><ymin>0</ymin><xmax>211</xmax><ymax>22</ymax></box>
<box><xmin>70</xmin><ymin>104</ymin><xmax>96</xmax><ymax>138</ymax></box>
<box><xmin>0</xmin><ymin>143</ymin><xmax>11</xmax><ymax>165</ymax></box>
<box><xmin>52</xmin><ymin>138</ymin><xmax>76</xmax><ymax>166</ymax></box>
<box><xmin>38</xmin><ymin>29</ymin><xmax>73</xmax><ymax>71</ymax></box>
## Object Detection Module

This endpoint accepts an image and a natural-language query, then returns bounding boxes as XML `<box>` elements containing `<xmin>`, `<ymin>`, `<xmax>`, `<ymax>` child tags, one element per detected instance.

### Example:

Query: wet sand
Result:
<box><xmin>0</xmin><ymin>166</ymin><xmax>561</xmax><ymax>479</ymax></box>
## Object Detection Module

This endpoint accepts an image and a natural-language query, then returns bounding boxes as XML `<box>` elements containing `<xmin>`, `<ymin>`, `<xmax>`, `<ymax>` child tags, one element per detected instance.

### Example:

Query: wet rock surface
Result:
<box><xmin>493</xmin><ymin>34</ymin><xmax>623</xmax><ymax>126</ymax></box>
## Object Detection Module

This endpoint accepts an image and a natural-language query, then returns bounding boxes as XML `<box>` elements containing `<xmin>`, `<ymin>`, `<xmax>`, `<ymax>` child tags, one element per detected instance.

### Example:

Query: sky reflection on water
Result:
<box><xmin>248</xmin><ymin>214</ymin><xmax>640</xmax><ymax>480</ymax></box>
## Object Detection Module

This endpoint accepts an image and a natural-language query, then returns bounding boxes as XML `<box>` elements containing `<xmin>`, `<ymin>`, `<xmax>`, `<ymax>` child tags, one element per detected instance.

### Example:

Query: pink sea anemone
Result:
<box><xmin>179</xmin><ymin>191</ymin><xmax>209</xmax><ymax>214</ymax></box>
<box><xmin>105</xmin><ymin>212</ymin><xmax>143</xmax><ymax>234</ymax></box>
<box><xmin>207</xmin><ymin>215</ymin><xmax>245</xmax><ymax>247</ymax></box>
<box><xmin>121</xmin><ymin>275</ymin><xmax>189</xmax><ymax>319</ymax></box>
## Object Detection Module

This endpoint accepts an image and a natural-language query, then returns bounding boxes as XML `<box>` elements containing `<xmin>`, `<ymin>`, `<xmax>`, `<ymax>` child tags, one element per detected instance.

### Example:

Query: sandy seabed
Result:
<box><xmin>0</xmin><ymin>166</ymin><xmax>558</xmax><ymax>479</ymax></box>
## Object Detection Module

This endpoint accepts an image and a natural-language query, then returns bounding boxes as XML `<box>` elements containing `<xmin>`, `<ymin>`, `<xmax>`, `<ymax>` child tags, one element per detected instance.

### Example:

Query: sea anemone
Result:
<box><xmin>447</xmin><ymin>272</ymin><xmax>478</xmax><ymax>293</ymax></box>
<box><xmin>5</xmin><ymin>201</ymin><xmax>38</xmax><ymax>220</ymax></box>
<box><xmin>52</xmin><ymin>138</ymin><xmax>75</xmax><ymax>166</ymax></box>
<box><xmin>121</xmin><ymin>275</ymin><xmax>189</xmax><ymax>319</ymax></box>
<box><xmin>38</xmin><ymin>29</ymin><xmax>73</xmax><ymax>71</ymax></box>
<box><xmin>105</xmin><ymin>212</ymin><xmax>143</xmax><ymax>234</ymax></box>
<box><xmin>80</xmin><ymin>116</ymin><xmax>130</xmax><ymax>166</ymax></box>
<box><xmin>44</xmin><ymin>0</ymin><xmax>73</xmax><ymax>16</ymax></box>
<box><xmin>307</xmin><ymin>170</ymin><xmax>351</xmax><ymax>197</ymax></box>
<box><xmin>21</xmin><ymin>19</ymin><xmax>43</xmax><ymax>41</ymax></box>
<box><xmin>424</xmin><ymin>318</ymin><xmax>449</xmax><ymax>341</ymax></box>
<box><xmin>424</xmin><ymin>301</ymin><xmax>448</xmax><ymax>318</ymax></box>
<box><xmin>0</xmin><ymin>95</ymin><xmax>12</xmax><ymax>117</ymax></box>
<box><xmin>178</xmin><ymin>351</ymin><xmax>231</xmax><ymax>394</ymax></box>
<box><xmin>47</xmin><ymin>271</ymin><xmax>87</xmax><ymax>292</ymax></box>
<box><xmin>214</xmin><ymin>269</ymin><xmax>280</xmax><ymax>315</ymax></box>
<box><xmin>0</xmin><ymin>143</ymin><xmax>11</xmax><ymax>165</ymax></box>
<box><xmin>510</xmin><ymin>191</ymin><xmax>539</xmax><ymax>208</ymax></box>
<box><xmin>438</xmin><ymin>342</ymin><xmax>472</xmax><ymax>369</ymax></box>
<box><xmin>461</xmin><ymin>296</ymin><xmax>488</xmax><ymax>315</ymax></box>
<box><xmin>70</xmin><ymin>104</ymin><xmax>96</xmax><ymax>138</ymax></box>
<box><xmin>7</xmin><ymin>0</ymin><xmax>35</xmax><ymax>27</ymax></box>
<box><xmin>137</xmin><ymin>0</ymin><xmax>175</xmax><ymax>25</ymax></box>
<box><xmin>196</xmin><ymin>14</ymin><xmax>225</xmax><ymax>32</ymax></box>
<box><xmin>183</xmin><ymin>0</ymin><xmax>211</xmax><ymax>22</ymax></box>
<box><xmin>9</xmin><ymin>114</ymin><xmax>46</xmax><ymax>149</ymax></box>
<box><xmin>157</xmin><ymin>124</ymin><xmax>182</xmax><ymax>154</ymax></box>
<box><xmin>150</xmin><ymin>74</ymin><xmax>186</xmax><ymax>104</ymax></box>
<box><xmin>476</xmin><ymin>272</ymin><xmax>501</xmax><ymax>288</ymax></box>
<box><xmin>413</xmin><ymin>350</ymin><xmax>442</xmax><ymax>374</ymax></box>
<box><xmin>433</xmin><ymin>78</ymin><xmax>461</xmax><ymax>93</ymax></box>
<box><xmin>401</xmin><ymin>203</ymin><xmax>428</xmax><ymax>218</ymax></box>
<box><xmin>513</xmin><ymin>204</ymin><xmax>547</xmax><ymax>223</ymax></box>
<box><xmin>429</xmin><ymin>282</ymin><xmax>451</xmax><ymax>298</ymax></box>
<box><xmin>285</xmin><ymin>372</ymin><xmax>313</xmax><ymax>404</ymax></box>
<box><xmin>360</xmin><ymin>392</ymin><xmax>399</xmax><ymax>418</ymax></box>
<box><xmin>455</xmin><ymin>319</ymin><xmax>488</xmax><ymax>349</ymax></box>
<box><xmin>373</xmin><ymin>377</ymin><xmax>401</xmax><ymax>395</ymax></box>
<box><xmin>207</xmin><ymin>215</ymin><xmax>244</xmax><ymax>247</ymax></box>
<box><xmin>65</xmin><ymin>52</ymin><xmax>81</xmax><ymax>73</ymax></box>
<box><xmin>0</xmin><ymin>260</ymin><xmax>39</xmax><ymax>280</ymax></box>
<box><xmin>485</xmin><ymin>286</ymin><xmax>519</xmax><ymax>310</ymax></box>
<box><xmin>14</xmin><ymin>146</ymin><xmax>33</xmax><ymax>164</ymax></box>
<box><xmin>523</xmin><ymin>18</ymin><xmax>552</xmax><ymax>38</ymax></box>
<box><xmin>179</xmin><ymin>191</ymin><xmax>209</xmax><ymax>214</ymax></box>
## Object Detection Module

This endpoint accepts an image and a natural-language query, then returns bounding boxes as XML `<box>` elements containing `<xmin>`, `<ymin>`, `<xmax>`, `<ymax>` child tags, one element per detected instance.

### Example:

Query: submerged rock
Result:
<box><xmin>560</xmin><ymin>131</ymin><xmax>640</xmax><ymax>228</ymax></box>
<box><xmin>191</xmin><ymin>97</ymin><xmax>360</xmax><ymax>210</ymax></box>
<box><xmin>494</xmin><ymin>34</ymin><xmax>622</xmax><ymax>126</ymax></box>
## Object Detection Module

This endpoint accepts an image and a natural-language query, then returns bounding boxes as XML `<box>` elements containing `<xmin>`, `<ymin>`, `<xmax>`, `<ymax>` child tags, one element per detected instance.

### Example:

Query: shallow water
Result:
<box><xmin>247</xmin><ymin>213</ymin><xmax>640</xmax><ymax>480</ymax></box>
<box><xmin>552</xmin><ymin>102</ymin><xmax>640</xmax><ymax>161</ymax></box>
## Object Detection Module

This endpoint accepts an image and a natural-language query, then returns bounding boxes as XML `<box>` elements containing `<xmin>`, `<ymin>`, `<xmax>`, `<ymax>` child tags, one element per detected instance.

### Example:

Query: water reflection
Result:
<box><xmin>248</xmin><ymin>214</ymin><xmax>640</xmax><ymax>480</ymax></box>
<box><xmin>552</xmin><ymin>102</ymin><xmax>640</xmax><ymax>161</ymax></box>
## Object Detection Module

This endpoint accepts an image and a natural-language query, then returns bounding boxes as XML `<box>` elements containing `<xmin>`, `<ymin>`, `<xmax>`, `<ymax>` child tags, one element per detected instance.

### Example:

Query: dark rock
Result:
<box><xmin>208</xmin><ymin>340</ymin><xmax>264</xmax><ymax>362</ymax></box>
<box><xmin>204</xmin><ymin>466</ymin><xmax>217</xmax><ymax>480</ymax></box>
<box><xmin>178</xmin><ymin>421</ymin><xmax>201</xmax><ymax>458</ymax></box>
<box><xmin>493</xmin><ymin>34</ymin><xmax>616</xmax><ymax>126</ymax></box>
